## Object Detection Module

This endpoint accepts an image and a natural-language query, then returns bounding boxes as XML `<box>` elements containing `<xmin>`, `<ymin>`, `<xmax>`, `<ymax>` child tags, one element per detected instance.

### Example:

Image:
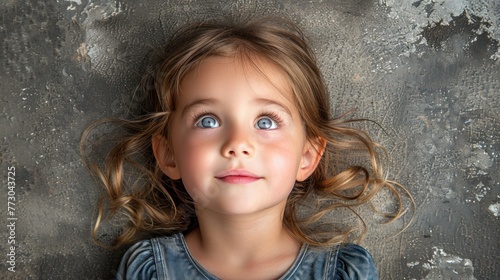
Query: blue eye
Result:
<box><xmin>256</xmin><ymin>117</ymin><xmax>278</xmax><ymax>130</ymax></box>
<box><xmin>196</xmin><ymin>116</ymin><xmax>220</xmax><ymax>128</ymax></box>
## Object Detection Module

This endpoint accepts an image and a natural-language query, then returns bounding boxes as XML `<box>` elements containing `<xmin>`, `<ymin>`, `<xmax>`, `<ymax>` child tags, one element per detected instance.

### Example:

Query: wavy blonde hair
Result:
<box><xmin>80</xmin><ymin>16</ymin><xmax>413</xmax><ymax>249</ymax></box>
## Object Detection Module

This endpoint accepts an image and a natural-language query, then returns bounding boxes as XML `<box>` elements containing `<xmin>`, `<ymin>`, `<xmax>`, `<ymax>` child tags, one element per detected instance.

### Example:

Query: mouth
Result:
<box><xmin>215</xmin><ymin>170</ymin><xmax>262</xmax><ymax>184</ymax></box>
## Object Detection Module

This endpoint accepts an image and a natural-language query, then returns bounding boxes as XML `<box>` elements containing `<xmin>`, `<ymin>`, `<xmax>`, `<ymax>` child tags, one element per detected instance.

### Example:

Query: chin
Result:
<box><xmin>213</xmin><ymin>198</ymin><xmax>285</xmax><ymax>216</ymax></box>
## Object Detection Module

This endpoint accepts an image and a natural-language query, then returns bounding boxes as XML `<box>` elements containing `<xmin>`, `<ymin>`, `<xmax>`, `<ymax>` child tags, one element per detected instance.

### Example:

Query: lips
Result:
<box><xmin>215</xmin><ymin>170</ymin><xmax>262</xmax><ymax>184</ymax></box>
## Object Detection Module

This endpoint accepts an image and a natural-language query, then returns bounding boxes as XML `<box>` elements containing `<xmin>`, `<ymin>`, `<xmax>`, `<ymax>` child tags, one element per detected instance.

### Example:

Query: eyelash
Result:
<box><xmin>190</xmin><ymin>110</ymin><xmax>284</xmax><ymax>127</ymax></box>
<box><xmin>191</xmin><ymin>110</ymin><xmax>219</xmax><ymax>125</ymax></box>
<box><xmin>191</xmin><ymin>110</ymin><xmax>215</xmax><ymax>124</ymax></box>
<box><xmin>257</xmin><ymin>111</ymin><xmax>283</xmax><ymax>127</ymax></box>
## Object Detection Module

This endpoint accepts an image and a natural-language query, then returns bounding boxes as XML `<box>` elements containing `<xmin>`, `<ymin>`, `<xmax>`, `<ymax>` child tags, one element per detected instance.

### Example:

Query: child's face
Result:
<box><xmin>156</xmin><ymin>55</ymin><xmax>320</xmax><ymax>215</ymax></box>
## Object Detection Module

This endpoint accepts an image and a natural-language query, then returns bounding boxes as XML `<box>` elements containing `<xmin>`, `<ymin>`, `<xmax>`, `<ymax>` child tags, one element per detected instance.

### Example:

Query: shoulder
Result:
<box><xmin>115</xmin><ymin>238</ymin><xmax>157</xmax><ymax>280</ymax></box>
<box><xmin>333</xmin><ymin>244</ymin><xmax>378</xmax><ymax>280</ymax></box>
<box><xmin>115</xmin><ymin>234</ymin><xmax>184</xmax><ymax>280</ymax></box>
<box><xmin>290</xmin><ymin>243</ymin><xmax>378</xmax><ymax>280</ymax></box>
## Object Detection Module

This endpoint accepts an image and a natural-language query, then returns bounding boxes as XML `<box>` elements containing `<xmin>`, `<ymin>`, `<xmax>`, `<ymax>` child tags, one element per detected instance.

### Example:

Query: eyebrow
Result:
<box><xmin>181</xmin><ymin>98</ymin><xmax>218</xmax><ymax>117</ymax></box>
<box><xmin>253</xmin><ymin>98</ymin><xmax>293</xmax><ymax>117</ymax></box>
<box><xmin>181</xmin><ymin>97</ymin><xmax>293</xmax><ymax>118</ymax></box>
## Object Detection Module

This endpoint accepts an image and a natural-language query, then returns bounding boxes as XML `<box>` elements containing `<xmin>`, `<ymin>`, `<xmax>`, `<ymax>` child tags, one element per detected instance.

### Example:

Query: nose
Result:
<box><xmin>221</xmin><ymin>124</ymin><xmax>254</xmax><ymax>158</ymax></box>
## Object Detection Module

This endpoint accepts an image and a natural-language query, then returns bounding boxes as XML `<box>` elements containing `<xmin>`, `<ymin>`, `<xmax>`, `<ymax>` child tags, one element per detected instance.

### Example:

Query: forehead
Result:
<box><xmin>179</xmin><ymin>54</ymin><xmax>295</xmax><ymax>105</ymax></box>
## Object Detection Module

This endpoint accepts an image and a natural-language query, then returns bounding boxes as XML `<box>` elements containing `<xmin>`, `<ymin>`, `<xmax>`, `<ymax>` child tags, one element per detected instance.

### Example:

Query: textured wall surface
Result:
<box><xmin>1</xmin><ymin>0</ymin><xmax>498</xmax><ymax>279</ymax></box>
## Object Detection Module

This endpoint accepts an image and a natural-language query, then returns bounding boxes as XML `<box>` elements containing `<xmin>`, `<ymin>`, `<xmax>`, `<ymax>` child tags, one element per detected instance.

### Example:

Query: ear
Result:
<box><xmin>152</xmin><ymin>135</ymin><xmax>181</xmax><ymax>180</ymax></box>
<box><xmin>296</xmin><ymin>137</ymin><xmax>326</xmax><ymax>182</ymax></box>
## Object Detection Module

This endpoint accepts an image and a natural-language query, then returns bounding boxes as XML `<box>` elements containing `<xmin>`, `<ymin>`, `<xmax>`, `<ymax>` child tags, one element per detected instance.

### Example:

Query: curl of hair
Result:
<box><xmin>80</xmin><ymin>16</ymin><xmax>413</xmax><ymax>249</ymax></box>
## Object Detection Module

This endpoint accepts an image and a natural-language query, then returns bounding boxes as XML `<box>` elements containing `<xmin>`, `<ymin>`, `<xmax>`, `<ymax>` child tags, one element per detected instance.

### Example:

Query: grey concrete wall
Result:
<box><xmin>1</xmin><ymin>0</ymin><xmax>498</xmax><ymax>279</ymax></box>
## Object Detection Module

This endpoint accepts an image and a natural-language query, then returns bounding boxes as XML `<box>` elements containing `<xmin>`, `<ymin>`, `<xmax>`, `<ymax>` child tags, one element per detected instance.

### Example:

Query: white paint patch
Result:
<box><xmin>488</xmin><ymin>202</ymin><xmax>500</xmax><ymax>217</ymax></box>
<box><xmin>470</xmin><ymin>146</ymin><xmax>494</xmax><ymax>170</ymax></box>
<box><xmin>474</xmin><ymin>181</ymin><xmax>491</xmax><ymax>202</ymax></box>
<box><xmin>374</xmin><ymin>0</ymin><xmax>500</xmax><ymax>59</ymax></box>
<box><xmin>79</xmin><ymin>0</ymin><xmax>125</xmax><ymax>75</ymax></box>
<box><xmin>64</xmin><ymin>0</ymin><xmax>82</xmax><ymax>6</ymax></box>
<box><xmin>423</xmin><ymin>247</ymin><xmax>476</xmax><ymax>280</ymax></box>
<box><xmin>83</xmin><ymin>1</ymin><xmax>124</xmax><ymax>23</ymax></box>
<box><xmin>406</xmin><ymin>261</ymin><xmax>420</xmax><ymax>268</ymax></box>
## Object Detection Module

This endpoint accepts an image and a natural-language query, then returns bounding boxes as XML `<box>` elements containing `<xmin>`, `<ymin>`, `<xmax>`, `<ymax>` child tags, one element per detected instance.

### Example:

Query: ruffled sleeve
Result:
<box><xmin>335</xmin><ymin>244</ymin><xmax>379</xmax><ymax>280</ymax></box>
<box><xmin>116</xmin><ymin>239</ymin><xmax>157</xmax><ymax>280</ymax></box>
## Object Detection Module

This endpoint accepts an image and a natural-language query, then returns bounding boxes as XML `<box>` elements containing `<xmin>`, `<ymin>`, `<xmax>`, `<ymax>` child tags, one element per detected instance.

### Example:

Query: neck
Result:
<box><xmin>185</xmin><ymin>201</ymin><xmax>300</xmax><ymax>264</ymax></box>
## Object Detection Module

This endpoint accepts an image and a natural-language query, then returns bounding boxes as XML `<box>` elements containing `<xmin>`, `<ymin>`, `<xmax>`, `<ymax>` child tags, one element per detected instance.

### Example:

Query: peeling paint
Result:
<box><xmin>376</xmin><ymin>0</ymin><xmax>500</xmax><ymax>60</ymax></box>
<box><xmin>488</xmin><ymin>202</ymin><xmax>500</xmax><ymax>217</ymax></box>
<box><xmin>83</xmin><ymin>1</ymin><xmax>124</xmax><ymax>22</ymax></box>
<box><xmin>406</xmin><ymin>261</ymin><xmax>420</xmax><ymax>268</ymax></box>
<box><xmin>469</xmin><ymin>147</ymin><xmax>494</xmax><ymax>170</ymax></box>
<box><xmin>423</xmin><ymin>247</ymin><xmax>476</xmax><ymax>280</ymax></box>
<box><xmin>421</xmin><ymin>11</ymin><xmax>499</xmax><ymax>60</ymax></box>
<box><xmin>64</xmin><ymin>0</ymin><xmax>82</xmax><ymax>5</ymax></box>
<box><xmin>64</xmin><ymin>0</ymin><xmax>82</xmax><ymax>10</ymax></box>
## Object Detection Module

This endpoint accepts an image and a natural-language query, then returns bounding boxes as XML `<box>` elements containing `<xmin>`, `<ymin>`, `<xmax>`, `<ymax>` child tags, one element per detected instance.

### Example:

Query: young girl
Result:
<box><xmin>81</xmin><ymin>16</ymin><xmax>410</xmax><ymax>280</ymax></box>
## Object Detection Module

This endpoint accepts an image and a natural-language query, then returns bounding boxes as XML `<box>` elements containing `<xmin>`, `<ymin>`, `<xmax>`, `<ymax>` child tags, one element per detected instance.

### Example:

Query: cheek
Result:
<box><xmin>173</xmin><ymin>132</ymin><xmax>218</xmax><ymax>176</ymax></box>
<box><xmin>262</xmin><ymin>138</ymin><xmax>303</xmax><ymax>175</ymax></box>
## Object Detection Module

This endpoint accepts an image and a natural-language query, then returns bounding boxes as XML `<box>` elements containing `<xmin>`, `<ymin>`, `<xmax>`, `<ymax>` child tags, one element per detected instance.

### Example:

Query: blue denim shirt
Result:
<box><xmin>116</xmin><ymin>233</ymin><xmax>378</xmax><ymax>280</ymax></box>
